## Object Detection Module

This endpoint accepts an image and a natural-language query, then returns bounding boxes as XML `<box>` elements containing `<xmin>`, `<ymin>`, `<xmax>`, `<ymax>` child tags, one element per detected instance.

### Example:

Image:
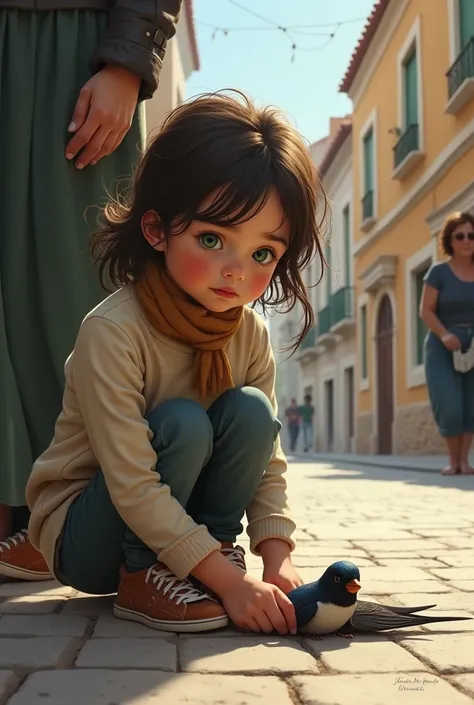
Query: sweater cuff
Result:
<box><xmin>247</xmin><ymin>514</ymin><xmax>296</xmax><ymax>555</ymax></box>
<box><xmin>158</xmin><ymin>524</ymin><xmax>221</xmax><ymax>578</ymax></box>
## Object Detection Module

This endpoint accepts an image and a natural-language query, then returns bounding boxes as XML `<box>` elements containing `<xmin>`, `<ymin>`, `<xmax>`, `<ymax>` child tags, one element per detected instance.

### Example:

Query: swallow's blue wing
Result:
<box><xmin>288</xmin><ymin>582</ymin><xmax>319</xmax><ymax>629</ymax></box>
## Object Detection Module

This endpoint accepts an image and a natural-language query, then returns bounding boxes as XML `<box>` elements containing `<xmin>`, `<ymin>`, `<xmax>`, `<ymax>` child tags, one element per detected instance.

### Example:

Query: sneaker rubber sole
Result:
<box><xmin>0</xmin><ymin>561</ymin><xmax>53</xmax><ymax>581</ymax></box>
<box><xmin>113</xmin><ymin>604</ymin><xmax>229</xmax><ymax>633</ymax></box>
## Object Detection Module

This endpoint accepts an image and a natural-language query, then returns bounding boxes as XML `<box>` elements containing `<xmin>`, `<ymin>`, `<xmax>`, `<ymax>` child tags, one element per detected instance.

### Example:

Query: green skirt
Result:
<box><xmin>0</xmin><ymin>9</ymin><xmax>145</xmax><ymax>505</ymax></box>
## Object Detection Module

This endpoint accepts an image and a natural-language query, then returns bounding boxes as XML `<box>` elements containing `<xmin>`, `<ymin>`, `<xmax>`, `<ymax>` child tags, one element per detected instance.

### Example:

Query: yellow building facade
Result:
<box><xmin>340</xmin><ymin>0</ymin><xmax>474</xmax><ymax>454</ymax></box>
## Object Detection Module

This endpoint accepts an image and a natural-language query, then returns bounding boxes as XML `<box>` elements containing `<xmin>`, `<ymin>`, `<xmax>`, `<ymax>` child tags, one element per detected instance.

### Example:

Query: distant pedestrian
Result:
<box><xmin>420</xmin><ymin>211</ymin><xmax>474</xmax><ymax>476</ymax></box>
<box><xmin>285</xmin><ymin>399</ymin><xmax>301</xmax><ymax>453</ymax></box>
<box><xmin>299</xmin><ymin>394</ymin><xmax>315</xmax><ymax>452</ymax></box>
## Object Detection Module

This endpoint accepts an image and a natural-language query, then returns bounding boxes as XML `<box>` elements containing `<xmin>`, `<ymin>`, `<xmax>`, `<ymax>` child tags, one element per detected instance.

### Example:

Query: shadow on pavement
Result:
<box><xmin>288</xmin><ymin>457</ymin><xmax>474</xmax><ymax>492</ymax></box>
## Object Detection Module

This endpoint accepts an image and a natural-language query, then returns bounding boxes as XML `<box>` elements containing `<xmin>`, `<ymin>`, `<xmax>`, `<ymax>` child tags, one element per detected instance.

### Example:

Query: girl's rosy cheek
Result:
<box><xmin>177</xmin><ymin>252</ymin><xmax>212</xmax><ymax>284</ymax></box>
<box><xmin>249</xmin><ymin>272</ymin><xmax>274</xmax><ymax>299</ymax></box>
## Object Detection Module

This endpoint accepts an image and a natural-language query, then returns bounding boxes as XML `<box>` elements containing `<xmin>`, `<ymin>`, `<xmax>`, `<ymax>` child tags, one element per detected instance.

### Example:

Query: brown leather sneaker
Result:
<box><xmin>220</xmin><ymin>542</ymin><xmax>247</xmax><ymax>571</ymax></box>
<box><xmin>0</xmin><ymin>530</ymin><xmax>53</xmax><ymax>581</ymax></box>
<box><xmin>114</xmin><ymin>562</ymin><xmax>229</xmax><ymax>633</ymax></box>
<box><xmin>190</xmin><ymin>542</ymin><xmax>247</xmax><ymax>600</ymax></box>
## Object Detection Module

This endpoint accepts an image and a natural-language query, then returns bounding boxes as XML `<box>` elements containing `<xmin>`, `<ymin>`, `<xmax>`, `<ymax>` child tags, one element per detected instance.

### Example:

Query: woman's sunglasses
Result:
<box><xmin>453</xmin><ymin>232</ymin><xmax>474</xmax><ymax>242</ymax></box>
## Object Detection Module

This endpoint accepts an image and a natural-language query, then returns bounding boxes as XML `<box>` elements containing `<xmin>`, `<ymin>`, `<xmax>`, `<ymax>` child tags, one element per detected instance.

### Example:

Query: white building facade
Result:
<box><xmin>146</xmin><ymin>0</ymin><xmax>200</xmax><ymax>136</ymax></box>
<box><xmin>270</xmin><ymin>117</ymin><xmax>354</xmax><ymax>452</ymax></box>
<box><xmin>295</xmin><ymin>120</ymin><xmax>356</xmax><ymax>453</ymax></box>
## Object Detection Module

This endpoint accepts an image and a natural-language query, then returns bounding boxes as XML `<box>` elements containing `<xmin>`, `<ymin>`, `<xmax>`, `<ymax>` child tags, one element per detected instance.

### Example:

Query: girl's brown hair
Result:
<box><xmin>439</xmin><ymin>211</ymin><xmax>474</xmax><ymax>256</ymax></box>
<box><xmin>91</xmin><ymin>90</ymin><xmax>328</xmax><ymax>350</ymax></box>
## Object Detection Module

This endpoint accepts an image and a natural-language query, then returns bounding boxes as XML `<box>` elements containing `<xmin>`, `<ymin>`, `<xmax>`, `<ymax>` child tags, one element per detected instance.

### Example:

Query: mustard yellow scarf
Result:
<box><xmin>134</xmin><ymin>263</ymin><xmax>243</xmax><ymax>397</ymax></box>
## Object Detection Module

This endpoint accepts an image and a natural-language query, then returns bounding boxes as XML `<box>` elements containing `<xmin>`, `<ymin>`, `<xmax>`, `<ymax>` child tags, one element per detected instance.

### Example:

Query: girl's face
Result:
<box><xmin>450</xmin><ymin>221</ymin><xmax>474</xmax><ymax>259</ymax></box>
<box><xmin>144</xmin><ymin>187</ymin><xmax>290</xmax><ymax>311</ymax></box>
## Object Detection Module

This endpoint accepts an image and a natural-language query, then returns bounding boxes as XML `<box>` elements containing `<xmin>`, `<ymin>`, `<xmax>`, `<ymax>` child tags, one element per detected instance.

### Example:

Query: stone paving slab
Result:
<box><xmin>448</xmin><ymin>580</ymin><xmax>474</xmax><ymax>591</ymax></box>
<box><xmin>75</xmin><ymin>637</ymin><xmax>177</xmax><ymax>670</ymax></box>
<box><xmin>92</xmin><ymin>614</ymin><xmax>172</xmax><ymax>638</ymax></box>
<box><xmin>304</xmin><ymin>634</ymin><xmax>426</xmax><ymax>673</ymax></box>
<box><xmin>412</xmin><ymin>529</ymin><xmax>471</xmax><ymax>538</ymax></box>
<box><xmin>450</xmin><ymin>674</ymin><xmax>474</xmax><ymax>699</ymax></box>
<box><xmin>355</xmin><ymin>566</ymin><xmax>437</xmax><ymax>581</ymax></box>
<box><xmin>7</xmin><ymin>671</ymin><xmax>294</xmax><ymax>705</ymax></box>
<box><xmin>293</xmin><ymin>673</ymin><xmax>473</xmax><ymax>705</ymax></box>
<box><xmin>0</xmin><ymin>637</ymin><xmax>78</xmax><ymax>673</ymax></box>
<box><xmin>292</xmin><ymin>556</ymin><xmax>377</xmax><ymax>568</ymax></box>
<box><xmin>0</xmin><ymin>615</ymin><xmax>89</xmax><ymax>638</ymax></box>
<box><xmin>378</xmin><ymin>558</ymin><xmax>449</xmax><ymax>568</ymax></box>
<box><xmin>393</xmin><ymin>592</ymin><xmax>474</xmax><ymax>611</ymax></box>
<box><xmin>432</xmin><ymin>553</ymin><xmax>474</xmax><ymax>567</ymax></box>
<box><xmin>179</xmin><ymin>636</ymin><xmax>318</xmax><ymax>674</ymax></box>
<box><xmin>353</xmin><ymin>540</ymin><xmax>450</xmax><ymax>552</ymax></box>
<box><xmin>309</xmin><ymin>527</ymin><xmax>416</xmax><ymax>540</ymax></box>
<box><xmin>419</xmin><ymin>612</ymin><xmax>474</xmax><ymax>632</ymax></box>
<box><xmin>0</xmin><ymin>581</ymin><xmax>74</xmax><ymax>598</ymax></box>
<box><xmin>429</xmin><ymin>568</ymin><xmax>474</xmax><ymax>580</ymax></box>
<box><xmin>440</xmin><ymin>538</ymin><xmax>474</xmax><ymax>549</ymax></box>
<box><xmin>360</xmin><ymin>580</ymin><xmax>451</xmax><ymax>595</ymax></box>
<box><xmin>0</xmin><ymin>597</ymin><xmax>66</xmax><ymax>615</ymax></box>
<box><xmin>60</xmin><ymin>595</ymin><xmax>114</xmax><ymax>617</ymax></box>
<box><xmin>293</xmin><ymin>542</ymin><xmax>362</xmax><ymax>552</ymax></box>
<box><xmin>400</xmin><ymin>634</ymin><xmax>474</xmax><ymax>673</ymax></box>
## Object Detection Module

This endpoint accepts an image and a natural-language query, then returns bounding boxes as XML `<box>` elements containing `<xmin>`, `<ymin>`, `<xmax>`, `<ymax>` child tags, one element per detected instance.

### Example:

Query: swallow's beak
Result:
<box><xmin>345</xmin><ymin>578</ymin><xmax>361</xmax><ymax>594</ymax></box>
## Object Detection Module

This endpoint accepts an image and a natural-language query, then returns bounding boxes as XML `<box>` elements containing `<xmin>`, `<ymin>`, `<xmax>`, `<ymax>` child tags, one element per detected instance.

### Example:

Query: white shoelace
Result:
<box><xmin>145</xmin><ymin>565</ymin><xmax>210</xmax><ymax>605</ymax></box>
<box><xmin>221</xmin><ymin>546</ymin><xmax>246</xmax><ymax>570</ymax></box>
<box><xmin>0</xmin><ymin>529</ymin><xmax>28</xmax><ymax>552</ymax></box>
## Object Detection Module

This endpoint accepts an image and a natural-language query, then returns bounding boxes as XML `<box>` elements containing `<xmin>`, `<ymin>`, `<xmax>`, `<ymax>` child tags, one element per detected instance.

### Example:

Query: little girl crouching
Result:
<box><xmin>22</xmin><ymin>91</ymin><xmax>327</xmax><ymax>634</ymax></box>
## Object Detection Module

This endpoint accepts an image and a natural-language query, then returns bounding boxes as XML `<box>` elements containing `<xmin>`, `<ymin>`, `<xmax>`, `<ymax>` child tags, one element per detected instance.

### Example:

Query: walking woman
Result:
<box><xmin>420</xmin><ymin>211</ymin><xmax>474</xmax><ymax>475</ymax></box>
<box><xmin>0</xmin><ymin>2</ymin><xmax>181</xmax><ymax>567</ymax></box>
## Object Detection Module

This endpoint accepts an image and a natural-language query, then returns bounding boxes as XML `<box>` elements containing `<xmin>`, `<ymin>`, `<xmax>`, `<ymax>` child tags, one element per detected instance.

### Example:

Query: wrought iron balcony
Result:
<box><xmin>330</xmin><ymin>286</ymin><xmax>355</xmax><ymax>328</ymax></box>
<box><xmin>318</xmin><ymin>306</ymin><xmax>332</xmax><ymax>336</ymax></box>
<box><xmin>447</xmin><ymin>36</ymin><xmax>474</xmax><ymax>98</ymax></box>
<box><xmin>300</xmin><ymin>325</ymin><xmax>317</xmax><ymax>351</ymax></box>
<box><xmin>393</xmin><ymin>123</ymin><xmax>419</xmax><ymax>168</ymax></box>
<box><xmin>361</xmin><ymin>190</ymin><xmax>374</xmax><ymax>221</ymax></box>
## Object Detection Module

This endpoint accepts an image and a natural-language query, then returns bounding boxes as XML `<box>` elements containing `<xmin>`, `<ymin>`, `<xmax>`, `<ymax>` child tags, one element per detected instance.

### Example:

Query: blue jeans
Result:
<box><xmin>425</xmin><ymin>326</ymin><xmax>474</xmax><ymax>437</ymax></box>
<box><xmin>56</xmin><ymin>387</ymin><xmax>281</xmax><ymax>594</ymax></box>
<box><xmin>288</xmin><ymin>423</ymin><xmax>299</xmax><ymax>452</ymax></box>
<box><xmin>302</xmin><ymin>422</ymin><xmax>313</xmax><ymax>451</ymax></box>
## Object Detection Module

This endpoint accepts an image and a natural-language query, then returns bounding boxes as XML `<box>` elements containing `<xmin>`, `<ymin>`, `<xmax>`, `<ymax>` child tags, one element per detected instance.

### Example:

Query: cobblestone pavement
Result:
<box><xmin>0</xmin><ymin>459</ymin><xmax>473</xmax><ymax>704</ymax></box>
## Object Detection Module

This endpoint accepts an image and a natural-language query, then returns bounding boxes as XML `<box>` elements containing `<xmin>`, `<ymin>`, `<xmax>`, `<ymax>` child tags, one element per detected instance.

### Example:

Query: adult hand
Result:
<box><xmin>66</xmin><ymin>64</ymin><xmax>141</xmax><ymax>169</ymax></box>
<box><xmin>219</xmin><ymin>572</ymin><xmax>297</xmax><ymax>635</ymax></box>
<box><xmin>441</xmin><ymin>333</ymin><xmax>461</xmax><ymax>351</ymax></box>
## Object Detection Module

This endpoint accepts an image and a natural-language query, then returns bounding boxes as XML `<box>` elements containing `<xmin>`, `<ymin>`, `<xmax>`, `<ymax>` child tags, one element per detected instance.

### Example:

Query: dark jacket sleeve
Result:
<box><xmin>93</xmin><ymin>1</ymin><xmax>183</xmax><ymax>101</ymax></box>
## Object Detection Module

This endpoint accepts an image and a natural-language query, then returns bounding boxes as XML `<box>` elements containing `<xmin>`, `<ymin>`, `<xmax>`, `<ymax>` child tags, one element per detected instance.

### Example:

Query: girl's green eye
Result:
<box><xmin>199</xmin><ymin>233</ymin><xmax>221</xmax><ymax>250</ymax></box>
<box><xmin>253</xmin><ymin>248</ymin><xmax>274</xmax><ymax>264</ymax></box>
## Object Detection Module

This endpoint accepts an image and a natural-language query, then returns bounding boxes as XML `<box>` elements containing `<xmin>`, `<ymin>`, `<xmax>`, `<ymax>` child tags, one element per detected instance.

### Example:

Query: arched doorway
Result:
<box><xmin>376</xmin><ymin>295</ymin><xmax>394</xmax><ymax>454</ymax></box>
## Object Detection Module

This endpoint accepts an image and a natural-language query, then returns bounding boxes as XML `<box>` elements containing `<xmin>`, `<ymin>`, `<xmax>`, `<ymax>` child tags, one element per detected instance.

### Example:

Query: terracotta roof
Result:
<box><xmin>318</xmin><ymin>121</ymin><xmax>352</xmax><ymax>178</ymax></box>
<box><xmin>339</xmin><ymin>0</ymin><xmax>391</xmax><ymax>94</ymax></box>
<box><xmin>184</xmin><ymin>0</ymin><xmax>200</xmax><ymax>71</ymax></box>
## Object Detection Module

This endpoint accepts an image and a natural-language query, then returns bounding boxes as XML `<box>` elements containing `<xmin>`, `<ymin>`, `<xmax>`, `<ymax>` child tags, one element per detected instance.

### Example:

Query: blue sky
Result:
<box><xmin>187</xmin><ymin>0</ymin><xmax>376</xmax><ymax>145</ymax></box>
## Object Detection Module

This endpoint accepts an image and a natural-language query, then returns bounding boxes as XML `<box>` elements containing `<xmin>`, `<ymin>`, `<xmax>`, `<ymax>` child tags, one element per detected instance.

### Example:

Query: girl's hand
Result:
<box><xmin>220</xmin><ymin>572</ymin><xmax>297</xmax><ymax>635</ymax></box>
<box><xmin>441</xmin><ymin>333</ymin><xmax>461</xmax><ymax>351</ymax></box>
<box><xmin>259</xmin><ymin>538</ymin><xmax>304</xmax><ymax>594</ymax></box>
<box><xmin>263</xmin><ymin>556</ymin><xmax>304</xmax><ymax>595</ymax></box>
<box><xmin>65</xmin><ymin>64</ymin><xmax>141</xmax><ymax>169</ymax></box>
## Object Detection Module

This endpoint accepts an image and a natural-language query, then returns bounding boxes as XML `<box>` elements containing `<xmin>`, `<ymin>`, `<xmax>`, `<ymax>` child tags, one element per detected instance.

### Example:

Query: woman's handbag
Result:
<box><xmin>453</xmin><ymin>337</ymin><xmax>474</xmax><ymax>373</ymax></box>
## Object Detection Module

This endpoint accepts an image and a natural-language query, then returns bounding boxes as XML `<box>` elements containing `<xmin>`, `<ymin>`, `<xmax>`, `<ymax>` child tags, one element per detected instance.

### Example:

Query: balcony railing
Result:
<box><xmin>300</xmin><ymin>325</ymin><xmax>317</xmax><ymax>351</ymax></box>
<box><xmin>361</xmin><ymin>190</ymin><xmax>374</xmax><ymax>221</ymax></box>
<box><xmin>393</xmin><ymin>123</ymin><xmax>419</xmax><ymax>168</ymax></box>
<box><xmin>315</xmin><ymin>287</ymin><xmax>355</xmax><ymax>343</ymax></box>
<box><xmin>318</xmin><ymin>306</ymin><xmax>332</xmax><ymax>336</ymax></box>
<box><xmin>330</xmin><ymin>286</ymin><xmax>354</xmax><ymax>327</ymax></box>
<box><xmin>447</xmin><ymin>36</ymin><xmax>474</xmax><ymax>98</ymax></box>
